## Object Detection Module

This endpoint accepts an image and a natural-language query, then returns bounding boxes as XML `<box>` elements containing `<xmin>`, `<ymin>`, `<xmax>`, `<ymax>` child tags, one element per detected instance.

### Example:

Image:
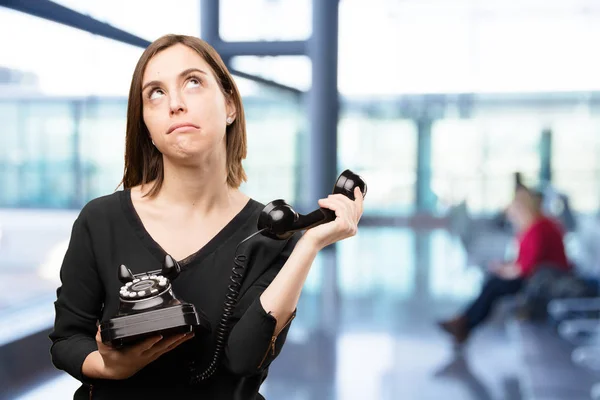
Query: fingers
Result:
<box><xmin>163</xmin><ymin>332</ymin><xmax>195</xmax><ymax>353</ymax></box>
<box><xmin>320</xmin><ymin>193</ymin><xmax>362</xmax><ymax>222</ymax></box>
<box><xmin>137</xmin><ymin>334</ymin><xmax>164</xmax><ymax>354</ymax></box>
<box><xmin>318</xmin><ymin>196</ymin><xmax>357</xmax><ymax>237</ymax></box>
<box><xmin>149</xmin><ymin>333</ymin><xmax>194</xmax><ymax>360</ymax></box>
<box><xmin>318</xmin><ymin>196</ymin><xmax>345</xmax><ymax>218</ymax></box>
<box><xmin>354</xmin><ymin>187</ymin><xmax>364</xmax><ymax>219</ymax></box>
<box><xmin>143</xmin><ymin>332</ymin><xmax>194</xmax><ymax>359</ymax></box>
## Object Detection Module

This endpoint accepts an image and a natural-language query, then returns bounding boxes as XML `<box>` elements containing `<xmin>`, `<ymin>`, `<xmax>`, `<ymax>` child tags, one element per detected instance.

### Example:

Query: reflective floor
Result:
<box><xmin>5</xmin><ymin>227</ymin><xmax>551</xmax><ymax>399</ymax></box>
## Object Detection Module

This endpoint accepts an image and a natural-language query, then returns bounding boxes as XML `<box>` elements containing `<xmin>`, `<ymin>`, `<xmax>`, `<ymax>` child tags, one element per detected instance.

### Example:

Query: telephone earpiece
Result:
<box><xmin>257</xmin><ymin>169</ymin><xmax>367</xmax><ymax>240</ymax></box>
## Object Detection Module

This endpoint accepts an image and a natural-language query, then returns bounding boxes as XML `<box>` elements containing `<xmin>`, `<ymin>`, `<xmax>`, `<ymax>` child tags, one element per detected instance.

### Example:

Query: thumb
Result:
<box><xmin>96</xmin><ymin>326</ymin><xmax>112</xmax><ymax>350</ymax></box>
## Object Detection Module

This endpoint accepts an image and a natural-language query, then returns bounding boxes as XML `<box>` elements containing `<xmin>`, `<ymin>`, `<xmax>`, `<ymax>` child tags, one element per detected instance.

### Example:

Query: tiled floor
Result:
<box><xmin>8</xmin><ymin>227</ymin><xmax>529</xmax><ymax>399</ymax></box>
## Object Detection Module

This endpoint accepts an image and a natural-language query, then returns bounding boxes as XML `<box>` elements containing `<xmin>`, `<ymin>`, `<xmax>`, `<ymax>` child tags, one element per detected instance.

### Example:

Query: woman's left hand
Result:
<box><xmin>493</xmin><ymin>263</ymin><xmax>522</xmax><ymax>280</ymax></box>
<box><xmin>302</xmin><ymin>187</ymin><xmax>364</xmax><ymax>251</ymax></box>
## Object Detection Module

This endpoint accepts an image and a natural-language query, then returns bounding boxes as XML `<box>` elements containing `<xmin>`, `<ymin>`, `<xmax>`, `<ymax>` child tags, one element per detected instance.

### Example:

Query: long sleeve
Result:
<box><xmin>49</xmin><ymin>211</ymin><xmax>104</xmax><ymax>382</ymax></box>
<box><xmin>223</xmin><ymin>234</ymin><xmax>299</xmax><ymax>376</ymax></box>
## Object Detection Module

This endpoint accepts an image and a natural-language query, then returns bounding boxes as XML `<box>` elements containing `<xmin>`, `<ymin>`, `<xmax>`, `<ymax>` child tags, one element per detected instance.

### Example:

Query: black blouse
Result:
<box><xmin>49</xmin><ymin>189</ymin><xmax>299</xmax><ymax>400</ymax></box>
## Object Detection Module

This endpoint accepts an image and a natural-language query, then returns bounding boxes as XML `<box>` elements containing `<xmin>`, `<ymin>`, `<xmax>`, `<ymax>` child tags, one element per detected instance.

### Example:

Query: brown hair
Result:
<box><xmin>119</xmin><ymin>34</ymin><xmax>247</xmax><ymax>196</ymax></box>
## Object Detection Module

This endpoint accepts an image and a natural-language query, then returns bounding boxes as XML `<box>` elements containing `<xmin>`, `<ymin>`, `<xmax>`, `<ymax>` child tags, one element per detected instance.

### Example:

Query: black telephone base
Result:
<box><xmin>99</xmin><ymin>303</ymin><xmax>209</xmax><ymax>348</ymax></box>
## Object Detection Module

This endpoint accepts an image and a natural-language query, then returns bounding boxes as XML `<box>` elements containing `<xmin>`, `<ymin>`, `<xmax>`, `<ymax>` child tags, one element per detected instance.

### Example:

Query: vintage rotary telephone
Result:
<box><xmin>100</xmin><ymin>169</ymin><xmax>366</xmax><ymax>381</ymax></box>
<box><xmin>99</xmin><ymin>255</ymin><xmax>211</xmax><ymax>348</ymax></box>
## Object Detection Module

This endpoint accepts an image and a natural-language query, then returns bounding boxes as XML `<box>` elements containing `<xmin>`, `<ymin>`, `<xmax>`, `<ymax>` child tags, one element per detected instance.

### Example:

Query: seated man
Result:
<box><xmin>438</xmin><ymin>186</ymin><xmax>570</xmax><ymax>345</ymax></box>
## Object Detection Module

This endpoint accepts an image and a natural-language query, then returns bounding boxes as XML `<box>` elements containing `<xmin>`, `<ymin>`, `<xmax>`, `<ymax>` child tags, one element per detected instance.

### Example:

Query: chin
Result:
<box><xmin>165</xmin><ymin>145</ymin><xmax>211</xmax><ymax>167</ymax></box>
<box><xmin>168</xmin><ymin>136</ymin><xmax>206</xmax><ymax>154</ymax></box>
<box><xmin>169</xmin><ymin>150</ymin><xmax>204</xmax><ymax>164</ymax></box>
<box><xmin>164</xmin><ymin>134</ymin><xmax>224</xmax><ymax>164</ymax></box>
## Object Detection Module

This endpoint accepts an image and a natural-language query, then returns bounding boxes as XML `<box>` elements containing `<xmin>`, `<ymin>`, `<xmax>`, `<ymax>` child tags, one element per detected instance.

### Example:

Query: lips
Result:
<box><xmin>167</xmin><ymin>122</ymin><xmax>200</xmax><ymax>134</ymax></box>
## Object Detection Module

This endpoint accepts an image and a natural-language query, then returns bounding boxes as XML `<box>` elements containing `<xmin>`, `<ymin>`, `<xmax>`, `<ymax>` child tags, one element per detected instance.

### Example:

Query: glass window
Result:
<box><xmin>0</xmin><ymin>7</ymin><xmax>143</xmax><ymax>210</ymax></box>
<box><xmin>21</xmin><ymin>102</ymin><xmax>77</xmax><ymax>208</ymax></box>
<box><xmin>432</xmin><ymin>116</ymin><xmax>541</xmax><ymax>214</ymax></box>
<box><xmin>53</xmin><ymin>0</ymin><xmax>201</xmax><ymax>40</ymax></box>
<box><xmin>80</xmin><ymin>100</ymin><xmax>128</xmax><ymax>201</ymax></box>
<box><xmin>338</xmin><ymin>0</ymin><xmax>600</xmax><ymax>95</ymax></box>
<box><xmin>338</xmin><ymin>227</ymin><xmax>415</xmax><ymax>300</ymax></box>
<box><xmin>220</xmin><ymin>0</ymin><xmax>311</xmax><ymax>41</ymax></box>
<box><xmin>230</xmin><ymin>56</ymin><xmax>311</xmax><ymax>91</ymax></box>
<box><xmin>0</xmin><ymin>102</ymin><xmax>21</xmax><ymax>207</ymax></box>
<box><xmin>472</xmin><ymin>8</ymin><xmax>600</xmax><ymax>93</ymax></box>
<box><xmin>0</xmin><ymin>7</ymin><xmax>143</xmax><ymax>97</ymax></box>
<box><xmin>431</xmin><ymin>119</ymin><xmax>485</xmax><ymax>210</ymax></box>
<box><xmin>338</xmin><ymin>114</ymin><xmax>417</xmax><ymax>216</ymax></box>
<box><xmin>238</xmin><ymin>77</ymin><xmax>305</xmax><ymax>206</ymax></box>
<box><xmin>0</xmin><ymin>10</ymin><xmax>136</xmax><ymax>336</ymax></box>
<box><xmin>429</xmin><ymin>230</ymin><xmax>483</xmax><ymax>300</ymax></box>
<box><xmin>339</xmin><ymin>1</ymin><xmax>472</xmax><ymax>96</ymax></box>
<box><xmin>551</xmin><ymin>116</ymin><xmax>600</xmax><ymax>213</ymax></box>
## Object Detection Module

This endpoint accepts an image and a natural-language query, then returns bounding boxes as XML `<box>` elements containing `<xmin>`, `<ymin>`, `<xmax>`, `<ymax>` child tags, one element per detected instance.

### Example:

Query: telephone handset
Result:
<box><xmin>100</xmin><ymin>169</ymin><xmax>367</xmax><ymax>381</ymax></box>
<box><xmin>257</xmin><ymin>169</ymin><xmax>368</xmax><ymax>240</ymax></box>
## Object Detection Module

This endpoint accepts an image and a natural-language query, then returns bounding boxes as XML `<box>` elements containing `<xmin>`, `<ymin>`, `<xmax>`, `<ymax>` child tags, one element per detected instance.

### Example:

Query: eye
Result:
<box><xmin>186</xmin><ymin>76</ymin><xmax>202</xmax><ymax>88</ymax></box>
<box><xmin>149</xmin><ymin>88</ymin><xmax>164</xmax><ymax>100</ymax></box>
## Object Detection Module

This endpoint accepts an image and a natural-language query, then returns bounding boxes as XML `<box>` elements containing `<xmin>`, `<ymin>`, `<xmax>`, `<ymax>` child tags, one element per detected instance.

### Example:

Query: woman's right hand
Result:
<box><xmin>94</xmin><ymin>327</ymin><xmax>194</xmax><ymax>380</ymax></box>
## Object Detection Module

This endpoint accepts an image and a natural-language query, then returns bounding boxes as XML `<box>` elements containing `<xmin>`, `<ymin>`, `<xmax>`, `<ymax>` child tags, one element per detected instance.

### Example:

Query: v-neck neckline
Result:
<box><xmin>120</xmin><ymin>188</ymin><xmax>259</xmax><ymax>268</ymax></box>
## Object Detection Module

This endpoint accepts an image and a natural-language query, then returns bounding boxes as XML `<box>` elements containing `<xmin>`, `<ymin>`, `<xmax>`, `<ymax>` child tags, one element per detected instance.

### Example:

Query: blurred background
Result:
<box><xmin>1</xmin><ymin>0</ymin><xmax>600</xmax><ymax>399</ymax></box>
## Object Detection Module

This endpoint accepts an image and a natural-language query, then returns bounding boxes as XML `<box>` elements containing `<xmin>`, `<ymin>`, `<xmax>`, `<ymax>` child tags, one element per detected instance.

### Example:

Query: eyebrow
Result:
<box><xmin>141</xmin><ymin>68</ymin><xmax>208</xmax><ymax>92</ymax></box>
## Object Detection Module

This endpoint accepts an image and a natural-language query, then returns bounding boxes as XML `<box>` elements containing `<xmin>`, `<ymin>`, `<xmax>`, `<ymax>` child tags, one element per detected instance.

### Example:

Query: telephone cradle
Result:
<box><xmin>99</xmin><ymin>256</ymin><xmax>211</xmax><ymax>348</ymax></box>
<box><xmin>99</xmin><ymin>169</ymin><xmax>367</xmax><ymax>381</ymax></box>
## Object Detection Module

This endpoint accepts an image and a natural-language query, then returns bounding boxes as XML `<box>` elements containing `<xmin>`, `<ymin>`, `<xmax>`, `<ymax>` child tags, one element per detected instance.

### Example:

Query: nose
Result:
<box><xmin>169</xmin><ymin>92</ymin><xmax>187</xmax><ymax>115</ymax></box>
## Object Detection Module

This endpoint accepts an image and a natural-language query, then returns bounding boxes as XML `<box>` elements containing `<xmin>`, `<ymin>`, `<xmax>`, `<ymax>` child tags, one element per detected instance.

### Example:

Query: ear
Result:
<box><xmin>225</xmin><ymin>93</ymin><xmax>237</xmax><ymax>124</ymax></box>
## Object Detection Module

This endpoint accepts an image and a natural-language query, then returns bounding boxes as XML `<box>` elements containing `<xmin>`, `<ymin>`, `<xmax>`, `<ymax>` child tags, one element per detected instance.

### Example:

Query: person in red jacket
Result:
<box><xmin>438</xmin><ymin>186</ymin><xmax>569</xmax><ymax>345</ymax></box>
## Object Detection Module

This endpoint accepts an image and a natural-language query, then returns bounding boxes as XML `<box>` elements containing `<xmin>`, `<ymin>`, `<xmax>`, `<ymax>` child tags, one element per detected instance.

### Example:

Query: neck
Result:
<box><xmin>149</xmin><ymin>153</ymin><xmax>238</xmax><ymax>215</ymax></box>
<box><xmin>520</xmin><ymin>212</ymin><xmax>542</xmax><ymax>232</ymax></box>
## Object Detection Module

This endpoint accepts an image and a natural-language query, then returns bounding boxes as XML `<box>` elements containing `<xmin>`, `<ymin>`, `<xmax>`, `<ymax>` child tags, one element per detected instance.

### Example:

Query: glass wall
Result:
<box><xmin>3</xmin><ymin>94</ymin><xmax>600</xmax><ymax>217</ymax></box>
<box><xmin>4</xmin><ymin>1</ymin><xmax>598</xmax><ymax>218</ymax></box>
<box><xmin>338</xmin><ymin>227</ymin><xmax>415</xmax><ymax>300</ymax></box>
<box><xmin>0</xmin><ymin>91</ymin><xmax>304</xmax><ymax>209</ymax></box>
<box><xmin>336</xmin><ymin>0</ymin><xmax>600</xmax><ymax>218</ymax></box>
<box><xmin>0</xmin><ymin>5</ymin><xmax>305</xmax><ymax>209</ymax></box>
<box><xmin>431</xmin><ymin>116</ymin><xmax>542</xmax><ymax>214</ymax></box>
<box><xmin>338</xmin><ymin>112</ymin><xmax>417</xmax><ymax>216</ymax></box>
<box><xmin>220</xmin><ymin>0</ymin><xmax>312</xmax><ymax>41</ymax></box>
<box><xmin>53</xmin><ymin>0</ymin><xmax>201</xmax><ymax>40</ymax></box>
<box><xmin>337</xmin><ymin>0</ymin><xmax>600</xmax><ymax>96</ymax></box>
<box><xmin>551</xmin><ymin>116</ymin><xmax>600</xmax><ymax>213</ymax></box>
<box><xmin>0</xmin><ymin>7</ymin><xmax>143</xmax><ymax>97</ymax></box>
<box><xmin>230</xmin><ymin>56</ymin><xmax>312</xmax><ymax>92</ymax></box>
<box><xmin>238</xmin><ymin>84</ymin><xmax>305</xmax><ymax>206</ymax></box>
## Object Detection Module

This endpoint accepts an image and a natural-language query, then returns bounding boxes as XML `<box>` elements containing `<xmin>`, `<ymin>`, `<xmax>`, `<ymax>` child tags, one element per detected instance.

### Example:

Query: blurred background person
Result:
<box><xmin>438</xmin><ymin>186</ymin><xmax>569</xmax><ymax>345</ymax></box>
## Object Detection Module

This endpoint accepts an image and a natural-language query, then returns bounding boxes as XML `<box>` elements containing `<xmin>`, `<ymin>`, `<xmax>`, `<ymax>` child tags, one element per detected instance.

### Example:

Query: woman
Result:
<box><xmin>438</xmin><ymin>186</ymin><xmax>569</xmax><ymax>345</ymax></box>
<box><xmin>49</xmin><ymin>34</ymin><xmax>364</xmax><ymax>399</ymax></box>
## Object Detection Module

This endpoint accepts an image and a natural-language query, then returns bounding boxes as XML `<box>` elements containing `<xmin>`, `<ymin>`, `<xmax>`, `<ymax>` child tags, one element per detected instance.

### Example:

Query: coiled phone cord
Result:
<box><xmin>188</xmin><ymin>228</ymin><xmax>268</xmax><ymax>384</ymax></box>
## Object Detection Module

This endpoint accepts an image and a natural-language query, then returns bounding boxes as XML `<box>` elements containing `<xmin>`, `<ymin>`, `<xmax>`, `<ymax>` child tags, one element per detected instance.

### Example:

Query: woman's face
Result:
<box><xmin>506</xmin><ymin>190</ymin><xmax>536</xmax><ymax>229</ymax></box>
<box><xmin>506</xmin><ymin>198</ymin><xmax>525</xmax><ymax>228</ymax></box>
<box><xmin>141</xmin><ymin>43</ymin><xmax>235</xmax><ymax>164</ymax></box>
